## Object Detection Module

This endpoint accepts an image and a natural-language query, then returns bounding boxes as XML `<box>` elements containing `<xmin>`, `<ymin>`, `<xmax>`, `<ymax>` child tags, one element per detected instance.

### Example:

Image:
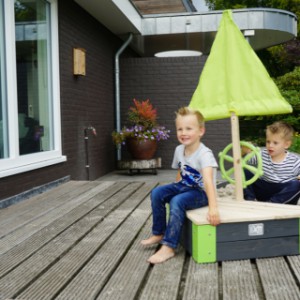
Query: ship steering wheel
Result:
<box><xmin>218</xmin><ymin>141</ymin><xmax>263</xmax><ymax>188</ymax></box>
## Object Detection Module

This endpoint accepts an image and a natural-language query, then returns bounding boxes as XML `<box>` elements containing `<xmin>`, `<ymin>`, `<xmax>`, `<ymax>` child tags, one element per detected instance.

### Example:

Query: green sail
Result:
<box><xmin>189</xmin><ymin>10</ymin><xmax>292</xmax><ymax>121</ymax></box>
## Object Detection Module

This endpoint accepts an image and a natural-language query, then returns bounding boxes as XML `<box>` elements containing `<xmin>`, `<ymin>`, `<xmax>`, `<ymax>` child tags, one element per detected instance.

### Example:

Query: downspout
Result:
<box><xmin>115</xmin><ymin>33</ymin><xmax>133</xmax><ymax>161</ymax></box>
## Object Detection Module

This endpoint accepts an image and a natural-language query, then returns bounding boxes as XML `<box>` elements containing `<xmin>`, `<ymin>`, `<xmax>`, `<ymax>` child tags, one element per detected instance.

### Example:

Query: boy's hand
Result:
<box><xmin>207</xmin><ymin>207</ymin><xmax>220</xmax><ymax>226</ymax></box>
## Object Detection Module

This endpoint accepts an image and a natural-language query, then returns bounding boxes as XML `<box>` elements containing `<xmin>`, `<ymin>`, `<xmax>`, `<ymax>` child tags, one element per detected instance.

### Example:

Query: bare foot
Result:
<box><xmin>147</xmin><ymin>245</ymin><xmax>175</xmax><ymax>264</ymax></box>
<box><xmin>141</xmin><ymin>235</ymin><xmax>163</xmax><ymax>246</ymax></box>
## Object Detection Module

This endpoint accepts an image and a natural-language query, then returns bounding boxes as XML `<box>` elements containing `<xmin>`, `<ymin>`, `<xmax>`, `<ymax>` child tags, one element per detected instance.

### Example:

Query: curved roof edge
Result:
<box><xmin>142</xmin><ymin>8</ymin><xmax>297</xmax><ymax>36</ymax></box>
<box><xmin>73</xmin><ymin>1</ymin><xmax>297</xmax><ymax>56</ymax></box>
<box><xmin>137</xmin><ymin>8</ymin><xmax>297</xmax><ymax>55</ymax></box>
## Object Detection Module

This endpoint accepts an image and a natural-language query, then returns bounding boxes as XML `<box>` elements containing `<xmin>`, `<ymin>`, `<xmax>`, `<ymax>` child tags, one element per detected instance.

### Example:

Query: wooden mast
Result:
<box><xmin>230</xmin><ymin>112</ymin><xmax>244</xmax><ymax>201</ymax></box>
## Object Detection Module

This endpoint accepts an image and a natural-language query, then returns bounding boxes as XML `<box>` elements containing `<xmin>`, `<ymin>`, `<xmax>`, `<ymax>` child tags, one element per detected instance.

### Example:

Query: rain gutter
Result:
<box><xmin>115</xmin><ymin>33</ymin><xmax>133</xmax><ymax>161</ymax></box>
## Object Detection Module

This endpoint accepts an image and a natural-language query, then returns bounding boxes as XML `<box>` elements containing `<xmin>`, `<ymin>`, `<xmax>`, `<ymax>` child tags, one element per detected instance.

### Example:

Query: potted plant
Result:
<box><xmin>112</xmin><ymin>99</ymin><xmax>170</xmax><ymax>159</ymax></box>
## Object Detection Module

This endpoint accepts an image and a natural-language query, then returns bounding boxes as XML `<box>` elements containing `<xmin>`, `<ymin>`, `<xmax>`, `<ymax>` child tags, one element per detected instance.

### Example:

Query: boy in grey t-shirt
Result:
<box><xmin>141</xmin><ymin>107</ymin><xmax>220</xmax><ymax>264</ymax></box>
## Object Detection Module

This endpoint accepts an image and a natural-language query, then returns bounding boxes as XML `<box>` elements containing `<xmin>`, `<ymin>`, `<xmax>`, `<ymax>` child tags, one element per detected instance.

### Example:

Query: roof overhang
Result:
<box><xmin>74</xmin><ymin>0</ymin><xmax>298</xmax><ymax>56</ymax></box>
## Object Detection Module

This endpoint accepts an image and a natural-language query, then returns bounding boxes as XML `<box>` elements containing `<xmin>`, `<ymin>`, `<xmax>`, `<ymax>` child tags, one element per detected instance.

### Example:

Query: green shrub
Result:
<box><xmin>290</xmin><ymin>134</ymin><xmax>300</xmax><ymax>153</ymax></box>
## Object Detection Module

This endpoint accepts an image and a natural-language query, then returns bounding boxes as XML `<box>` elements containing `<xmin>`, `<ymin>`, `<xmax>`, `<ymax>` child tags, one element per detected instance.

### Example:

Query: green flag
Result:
<box><xmin>189</xmin><ymin>10</ymin><xmax>292</xmax><ymax>121</ymax></box>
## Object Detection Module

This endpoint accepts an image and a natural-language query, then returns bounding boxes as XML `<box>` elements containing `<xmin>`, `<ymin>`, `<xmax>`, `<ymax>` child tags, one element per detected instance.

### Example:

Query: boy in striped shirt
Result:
<box><xmin>243</xmin><ymin>121</ymin><xmax>300</xmax><ymax>204</ymax></box>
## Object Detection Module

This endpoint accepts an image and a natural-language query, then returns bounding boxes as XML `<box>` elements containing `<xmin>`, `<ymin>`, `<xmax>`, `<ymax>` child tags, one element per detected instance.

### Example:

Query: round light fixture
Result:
<box><xmin>155</xmin><ymin>50</ymin><xmax>202</xmax><ymax>57</ymax></box>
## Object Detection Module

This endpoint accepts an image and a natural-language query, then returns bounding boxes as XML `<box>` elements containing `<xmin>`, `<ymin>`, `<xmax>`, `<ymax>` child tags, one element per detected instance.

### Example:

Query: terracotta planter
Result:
<box><xmin>126</xmin><ymin>138</ymin><xmax>157</xmax><ymax>160</ymax></box>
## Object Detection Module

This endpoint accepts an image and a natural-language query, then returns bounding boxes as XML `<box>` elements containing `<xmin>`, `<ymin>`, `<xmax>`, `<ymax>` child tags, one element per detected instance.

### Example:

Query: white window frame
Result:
<box><xmin>0</xmin><ymin>0</ymin><xmax>66</xmax><ymax>178</ymax></box>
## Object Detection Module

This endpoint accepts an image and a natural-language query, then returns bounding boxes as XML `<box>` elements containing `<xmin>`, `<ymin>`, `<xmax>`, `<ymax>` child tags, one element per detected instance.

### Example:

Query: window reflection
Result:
<box><xmin>15</xmin><ymin>0</ymin><xmax>52</xmax><ymax>155</ymax></box>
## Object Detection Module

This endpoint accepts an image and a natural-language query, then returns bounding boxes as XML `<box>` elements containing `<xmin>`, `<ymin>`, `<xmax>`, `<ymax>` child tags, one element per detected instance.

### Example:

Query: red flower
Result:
<box><xmin>128</xmin><ymin>99</ymin><xmax>157</xmax><ymax>128</ymax></box>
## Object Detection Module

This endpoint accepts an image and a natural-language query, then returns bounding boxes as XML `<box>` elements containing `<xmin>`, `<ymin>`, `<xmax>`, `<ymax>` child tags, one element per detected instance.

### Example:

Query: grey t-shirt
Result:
<box><xmin>171</xmin><ymin>143</ymin><xmax>218</xmax><ymax>189</ymax></box>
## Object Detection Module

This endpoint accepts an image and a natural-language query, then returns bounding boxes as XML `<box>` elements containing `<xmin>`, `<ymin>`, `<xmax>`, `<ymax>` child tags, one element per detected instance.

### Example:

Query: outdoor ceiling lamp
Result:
<box><xmin>155</xmin><ymin>50</ymin><xmax>202</xmax><ymax>57</ymax></box>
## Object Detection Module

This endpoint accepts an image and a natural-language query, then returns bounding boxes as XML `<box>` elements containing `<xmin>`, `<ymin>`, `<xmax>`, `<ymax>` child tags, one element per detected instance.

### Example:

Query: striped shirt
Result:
<box><xmin>248</xmin><ymin>148</ymin><xmax>300</xmax><ymax>183</ymax></box>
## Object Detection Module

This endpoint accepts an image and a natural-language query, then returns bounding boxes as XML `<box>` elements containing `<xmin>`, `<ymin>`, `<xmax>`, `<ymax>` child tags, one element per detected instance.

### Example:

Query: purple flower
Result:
<box><xmin>112</xmin><ymin>123</ymin><xmax>170</xmax><ymax>146</ymax></box>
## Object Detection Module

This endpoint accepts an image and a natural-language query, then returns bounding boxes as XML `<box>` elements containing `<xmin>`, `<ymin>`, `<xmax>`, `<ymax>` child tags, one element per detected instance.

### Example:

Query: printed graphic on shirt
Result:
<box><xmin>179</xmin><ymin>162</ymin><xmax>203</xmax><ymax>188</ymax></box>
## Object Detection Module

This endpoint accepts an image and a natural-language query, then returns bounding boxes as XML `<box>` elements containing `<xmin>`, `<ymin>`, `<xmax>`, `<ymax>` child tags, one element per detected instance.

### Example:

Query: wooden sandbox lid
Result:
<box><xmin>187</xmin><ymin>197</ymin><xmax>300</xmax><ymax>225</ymax></box>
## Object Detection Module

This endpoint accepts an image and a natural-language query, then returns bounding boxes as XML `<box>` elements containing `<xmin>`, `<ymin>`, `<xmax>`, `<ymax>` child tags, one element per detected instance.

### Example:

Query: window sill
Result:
<box><xmin>0</xmin><ymin>155</ymin><xmax>67</xmax><ymax>178</ymax></box>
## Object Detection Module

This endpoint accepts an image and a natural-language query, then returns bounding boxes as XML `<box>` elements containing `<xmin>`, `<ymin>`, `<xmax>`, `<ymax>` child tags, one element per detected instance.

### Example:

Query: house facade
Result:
<box><xmin>0</xmin><ymin>0</ymin><xmax>297</xmax><ymax>205</ymax></box>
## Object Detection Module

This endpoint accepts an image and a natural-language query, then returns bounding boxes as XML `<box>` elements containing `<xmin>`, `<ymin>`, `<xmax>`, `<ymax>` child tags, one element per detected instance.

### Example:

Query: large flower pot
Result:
<box><xmin>126</xmin><ymin>138</ymin><xmax>158</xmax><ymax>160</ymax></box>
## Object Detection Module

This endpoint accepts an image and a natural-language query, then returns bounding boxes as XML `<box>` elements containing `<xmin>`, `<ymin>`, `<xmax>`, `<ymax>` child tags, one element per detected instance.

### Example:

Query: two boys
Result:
<box><xmin>142</xmin><ymin>111</ymin><xmax>300</xmax><ymax>265</ymax></box>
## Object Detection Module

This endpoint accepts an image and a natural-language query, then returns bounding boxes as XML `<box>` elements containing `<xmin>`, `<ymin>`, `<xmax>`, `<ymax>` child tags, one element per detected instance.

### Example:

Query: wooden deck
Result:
<box><xmin>1</xmin><ymin>180</ymin><xmax>300</xmax><ymax>299</ymax></box>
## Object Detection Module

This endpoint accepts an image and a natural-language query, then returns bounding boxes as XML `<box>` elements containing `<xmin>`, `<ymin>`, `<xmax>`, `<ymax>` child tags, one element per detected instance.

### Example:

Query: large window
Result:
<box><xmin>0</xmin><ymin>0</ymin><xmax>65</xmax><ymax>177</ymax></box>
<box><xmin>15</xmin><ymin>0</ymin><xmax>52</xmax><ymax>155</ymax></box>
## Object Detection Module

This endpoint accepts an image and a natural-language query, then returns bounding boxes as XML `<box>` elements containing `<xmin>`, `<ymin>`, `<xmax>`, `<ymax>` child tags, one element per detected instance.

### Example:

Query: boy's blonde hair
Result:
<box><xmin>266</xmin><ymin>121</ymin><xmax>294</xmax><ymax>142</ymax></box>
<box><xmin>176</xmin><ymin>107</ymin><xmax>205</xmax><ymax>128</ymax></box>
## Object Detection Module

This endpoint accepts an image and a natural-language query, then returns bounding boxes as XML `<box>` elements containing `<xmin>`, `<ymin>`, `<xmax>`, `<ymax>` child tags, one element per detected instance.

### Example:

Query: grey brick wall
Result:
<box><xmin>58</xmin><ymin>0</ymin><xmax>121</xmax><ymax>181</ymax></box>
<box><xmin>120</xmin><ymin>56</ymin><xmax>231</xmax><ymax>168</ymax></box>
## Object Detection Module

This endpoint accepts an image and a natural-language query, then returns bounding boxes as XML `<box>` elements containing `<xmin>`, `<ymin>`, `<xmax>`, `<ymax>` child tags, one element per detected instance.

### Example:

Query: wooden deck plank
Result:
<box><xmin>53</xmin><ymin>184</ymin><xmax>155</xmax><ymax>299</ymax></box>
<box><xmin>182</xmin><ymin>260</ymin><xmax>219</xmax><ymax>300</ymax></box>
<box><xmin>0</xmin><ymin>182</ymin><xmax>143</xmax><ymax>299</ymax></box>
<box><xmin>257</xmin><ymin>257</ymin><xmax>300</xmax><ymax>300</ymax></box>
<box><xmin>222</xmin><ymin>260</ymin><xmax>260</xmax><ymax>300</ymax></box>
<box><xmin>0</xmin><ymin>181</ymin><xmax>114</xmax><ymax>255</ymax></box>
<box><xmin>96</xmin><ymin>218</ymin><xmax>154</xmax><ymax>299</ymax></box>
<box><xmin>287</xmin><ymin>255</ymin><xmax>300</xmax><ymax>284</ymax></box>
<box><xmin>138</xmin><ymin>246</ymin><xmax>186</xmax><ymax>300</ymax></box>
<box><xmin>0</xmin><ymin>181</ymin><xmax>130</xmax><ymax>280</ymax></box>
<box><xmin>0</xmin><ymin>181</ymin><xmax>86</xmax><ymax>231</ymax></box>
